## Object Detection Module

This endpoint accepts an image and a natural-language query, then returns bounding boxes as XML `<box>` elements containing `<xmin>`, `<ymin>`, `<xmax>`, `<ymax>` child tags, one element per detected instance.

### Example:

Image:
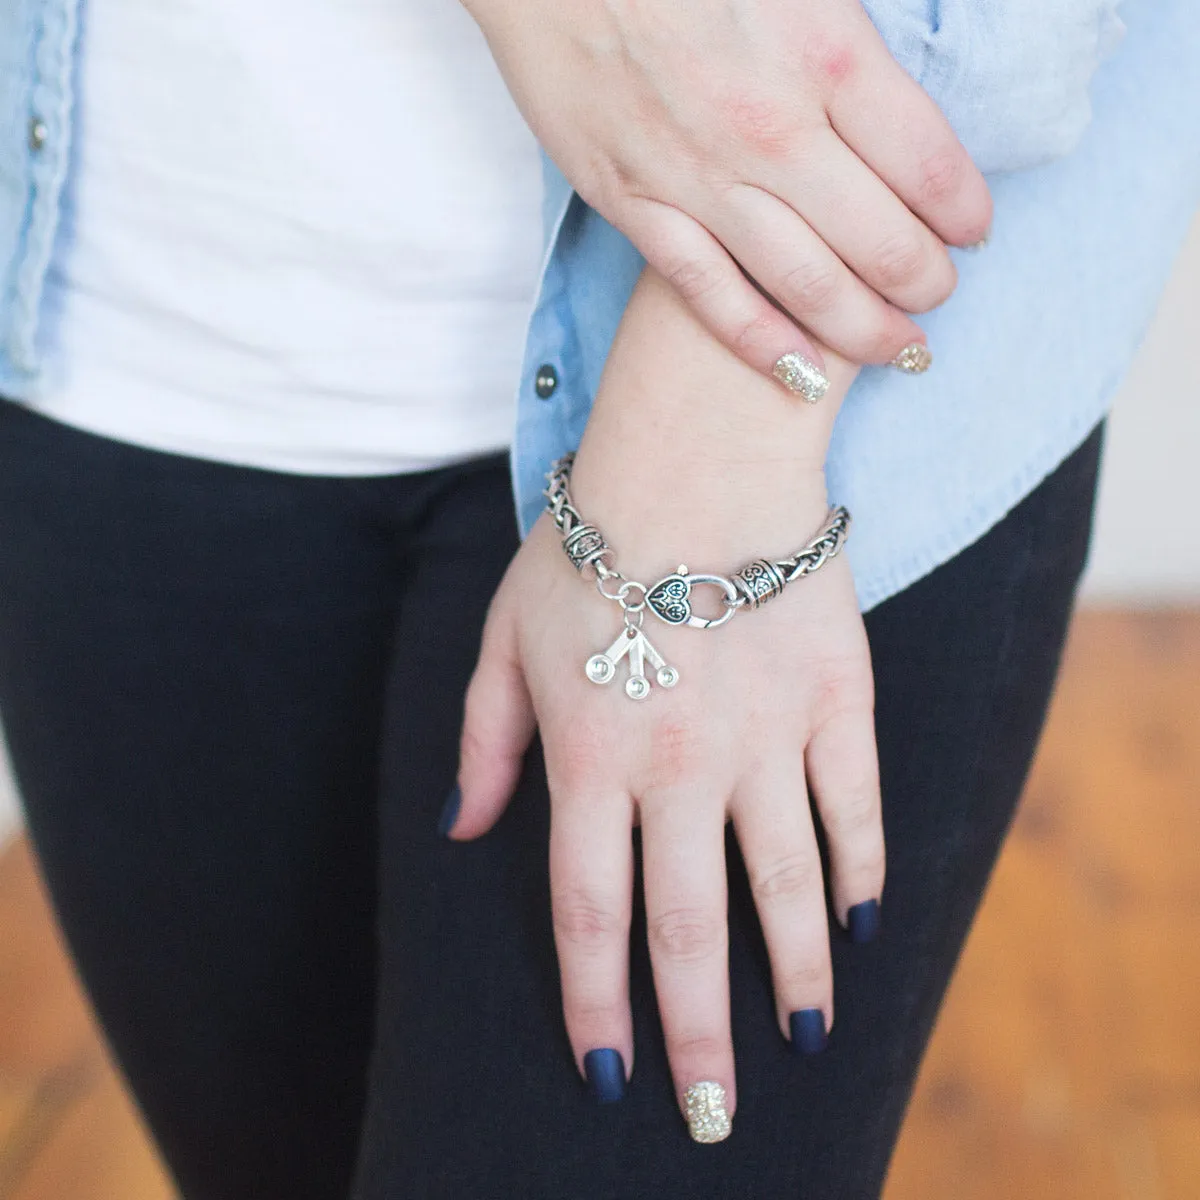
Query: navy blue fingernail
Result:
<box><xmin>789</xmin><ymin>1009</ymin><xmax>828</xmax><ymax>1056</ymax></box>
<box><xmin>438</xmin><ymin>784</ymin><xmax>462</xmax><ymax>837</ymax></box>
<box><xmin>584</xmin><ymin>1049</ymin><xmax>626</xmax><ymax>1103</ymax></box>
<box><xmin>848</xmin><ymin>899</ymin><xmax>881</xmax><ymax>944</ymax></box>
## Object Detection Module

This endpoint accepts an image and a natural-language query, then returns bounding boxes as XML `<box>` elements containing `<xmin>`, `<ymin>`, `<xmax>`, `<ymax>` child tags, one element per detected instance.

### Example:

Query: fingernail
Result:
<box><xmin>963</xmin><ymin>228</ymin><xmax>991</xmax><ymax>251</ymax></box>
<box><xmin>789</xmin><ymin>1008</ymin><xmax>828</xmax><ymax>1056</ymax></box>
<box><xmin>773</xmin><ymin>352</ymin><xmax>830</xmax><ymax>404</ymax></box>
<box><xmin>889</xmin><ymin>343</ymin><xmax>933</xmax><ymax>375</ymax></box>
<box><xmin>847</xmin><ymin>898</ymin><xmax>881</xmax><ymax>944</ymax></box>
<box><xmin>583</xmin><ymin>1049</ymin><xmax>626</xmax><ymax>1104</ymax></box>
<box><xmin>438</xmin><ymin>784</ymin><xmax>462</xmax><ymax>837</ymax></box>
<box><xmin>683</xmin><ymin>1080</ymin><xmax>732</xmax><ymax>1144</ymax></box>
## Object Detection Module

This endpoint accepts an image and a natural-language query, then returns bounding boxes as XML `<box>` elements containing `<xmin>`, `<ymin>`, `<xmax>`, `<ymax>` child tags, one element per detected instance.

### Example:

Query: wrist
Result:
<box><xmin>543</xmin><ymin>453</ymin><xmax>851</xmax><ymax>650</ymax></box>
<box><xmin>565</xmin><ymin>267</ymin><xmax>851</xmax><ymax>577</ymax></box>
<box><xmin>568</xmin><ymin>450</ymin><xmax>832</xmax><ymax>584</ymax></box>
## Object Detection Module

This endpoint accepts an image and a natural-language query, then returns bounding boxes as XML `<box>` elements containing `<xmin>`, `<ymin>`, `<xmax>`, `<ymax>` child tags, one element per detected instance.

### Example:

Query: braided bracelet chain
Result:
<box><xmin>543</xmin><ymin>453</ymin><xmax>852</xmax><ymax>701</ymax></box>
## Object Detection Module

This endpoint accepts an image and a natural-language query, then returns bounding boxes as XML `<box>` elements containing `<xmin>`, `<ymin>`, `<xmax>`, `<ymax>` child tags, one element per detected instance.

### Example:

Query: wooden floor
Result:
<box><xmin>0</xmin><ymin>608</ymin><xmax>1196</xmax><ymax>1200</ymax></box>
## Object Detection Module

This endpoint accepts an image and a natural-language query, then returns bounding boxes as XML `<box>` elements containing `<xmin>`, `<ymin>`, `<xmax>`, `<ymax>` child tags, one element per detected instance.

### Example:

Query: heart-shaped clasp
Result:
<box><xmin>646</xmin><ymin>567</ymin><xmax>739</xmax><ymax>630</ymax></box>
<box><xmin>646</xmin><ymin>574</ymin><xmax>691</xmax><ymax>624</ymax></box>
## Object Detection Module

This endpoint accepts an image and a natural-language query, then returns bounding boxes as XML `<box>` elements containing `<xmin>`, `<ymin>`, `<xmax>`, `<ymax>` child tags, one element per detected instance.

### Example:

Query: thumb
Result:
<box><xmin>445</xmin><ymin>589</ymin><xmax>537</xmax><ymax>840</ymax></box>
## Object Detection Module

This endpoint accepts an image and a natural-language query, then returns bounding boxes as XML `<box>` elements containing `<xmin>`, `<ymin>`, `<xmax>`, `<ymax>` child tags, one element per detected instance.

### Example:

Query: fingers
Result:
<box><xmin>825</xmin><ymin>20</ymin><xmax>993</xmax><ymax>248</ymax></box>
<box><xmin>731</xmin><ymin>758</ymin><xmax>833</xmax><ymax>1054</ymax></box>
<box><xmin>549</xmin><ymin>783</ymin><xmax>636</xmax><ymax>1102</ymax></box>
<box><xmin>764</xmin><ymin>128</ymin><xmax>959</xmax><ymax>316</ymax></box>
<box><xmin>617</xmin><ymin>195</ymin><xmax>832</xmax><ymax>402</ymax></box>
<box><xmin>639</xmin><ymin>792</ymin><xmax>735</xmax><ymax>1140</ymax></box>
<box><xmin>805</xmin><ymin>705</ymin><xmax>886</xmax><ymax>940</ymax></box>
<box><xmin>709</xmin><ymin>183</ymin><xmax>929</xmax><ymax>366</ymax></box>
<box><xmin>451</xmin><ymin>585</ymin><xmax>538</xmax><ymax>840</ymax></box>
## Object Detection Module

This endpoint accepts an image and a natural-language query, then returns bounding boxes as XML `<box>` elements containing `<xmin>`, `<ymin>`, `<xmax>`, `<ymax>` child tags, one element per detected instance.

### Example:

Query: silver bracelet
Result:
<box><xmin>543</xmin><ymin>453</ymin><xmax>852</xmax><ymax>701</ymax></box>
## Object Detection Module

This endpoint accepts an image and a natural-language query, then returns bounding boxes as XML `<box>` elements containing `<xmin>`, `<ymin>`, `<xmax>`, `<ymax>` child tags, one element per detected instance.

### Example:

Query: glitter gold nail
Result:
<box><xmin>683</xmin><ymin>1080</ymin><xmax>732</xmax><ymax>1144</ymax></box>
<box><xmin>890</xmin><ymin>343</ymin><xmax>933</xmax><ymax>375</ymax></box>
<box><xmin>772</xmin><ymin>352</ymin><xmax>829</xmax><ymax>404</ymax></box>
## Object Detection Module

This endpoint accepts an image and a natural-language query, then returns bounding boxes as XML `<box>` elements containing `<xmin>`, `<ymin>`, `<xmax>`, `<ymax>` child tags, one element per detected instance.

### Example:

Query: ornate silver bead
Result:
<box><xmin>563</xmin><ymin>524</ymin><xmax>609</xmax><ymax>573</ymax></box>
<box><xmin>733</xmin><ymin>559</ymin><xmax>788</xmax><ymax>609</ymax></box>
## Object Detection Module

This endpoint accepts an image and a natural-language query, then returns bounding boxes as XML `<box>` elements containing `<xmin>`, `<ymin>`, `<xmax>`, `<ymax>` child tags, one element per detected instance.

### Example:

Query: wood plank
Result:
<box><xmin>0</xmin><ymin>841</ymin><xmax>100</xmax><ymax>1078</ymax></box>
<box><xmin>0</xmin><ymin>839</ymin><xmax>174</xmax><ymax>1199</ymax></box>
<box><xmin>886</xmin><ymin>609</ymin><xmax>1200</xmax><ymax>1200</ymax></box>
<box><xmin>0</xmin><ymin>1081</ymin><xmax>35</xmax><ymax>1161</ymax></box>
<box><xmin>6</xmin><ymin>1067</ymin><xmax>174</xmax><ymax>1200</ymax></box>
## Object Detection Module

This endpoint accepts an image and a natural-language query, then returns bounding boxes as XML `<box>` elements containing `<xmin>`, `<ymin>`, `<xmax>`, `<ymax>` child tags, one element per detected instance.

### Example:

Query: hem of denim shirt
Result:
<box><xmin>0</xmin><ymin>358</ymin><xmax>40</xmax><ymax>403</ymax></box>
<box><xmin>507</xmin><ymin>191</ymin><xmax>577</xmax><ymax>534</ymax></box>
<box><xmin>851</xmin><ymin>395</ymin><xmax>1112</xmax><ymax>615</ymax></box>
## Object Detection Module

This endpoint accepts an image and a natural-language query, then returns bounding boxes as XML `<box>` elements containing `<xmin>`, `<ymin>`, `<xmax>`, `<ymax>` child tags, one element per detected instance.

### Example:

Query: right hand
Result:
<box><xmin>454</xmin><ymin>493</ymin><xmax>880</xmax><ymax>1134</ymax></box>
<box><xmin>462</xmin><ymin>0</ymin><xmax>992</xmax><ymax>383</ymax></box>
<box><xmin>447</xmin><ymin>267</ymin><xmax>884</xmax><ymax>1136</ymax></box>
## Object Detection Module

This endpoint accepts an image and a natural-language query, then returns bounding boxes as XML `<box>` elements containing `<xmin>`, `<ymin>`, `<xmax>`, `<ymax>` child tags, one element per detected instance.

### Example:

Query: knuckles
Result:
<box><xmin>666</xmin><ymin>255</ymin><xmax>730</xmax><ymax>306</ymax></box>
<box><xmin>749</xmin><ymin>853</ymin><xmax>822</xmax><ymax>905</ymax></box>
<box><xmin>806</xmin><ymin>657</ymin><xmax>875</xmax><ymax>729</ymax></box>
<box><xmin>553</xmin><ymin>890</ymin><xmax>626</xmax><ymax>948</ymax></box>
<box><xmin>649</xmin><ymin>907</ymin><xmax>725</xmax><ymax>964</ymax></box>
<box><xmin>823</xmin><ymin>790</ymin><xmax>881</xmax><ymax>839</ymax></box>
<box><xmin>917</xmin><ymin>148</ymin><xmax>968</xmax><ymax>209</ymax></box>
<box><xmin>870</xmin><ymin>236</ymin><xmax>957</xmax><ymax>314</ymax></box>
<box><xmin>640</xmin><ymin>708</ymin><xmax>720</xmax><ymax>795</ymax></box>
<box><xmin>552</xmin><ymin>723</ymin><xmax>619</xmax><ymax>793</ymax></box>
<box><xmin>724</xmin><ymin>94</ymin><xmax>805</xmax><ymax>161</ymax></box>
<box><xmin>550</xmin><ymin>703</ymin><xmax>723</xmax><ymax>802</ymax></box>
<box><xmin>871</xmin><ymin>235</ymin><xmax>928</xmax><ymax>293</ymax></box>
<box><xmin>777</xmin><ymin>258</ymin><xmax>842</xmax><ymax>314</ymax></box>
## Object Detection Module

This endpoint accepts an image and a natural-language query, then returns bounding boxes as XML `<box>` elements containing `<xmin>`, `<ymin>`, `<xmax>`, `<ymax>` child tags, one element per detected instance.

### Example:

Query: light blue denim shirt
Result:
<box><xmin>1</xmin><ymin>0</ymin><xmax>1197</xmax><ymax>612</ymax></box>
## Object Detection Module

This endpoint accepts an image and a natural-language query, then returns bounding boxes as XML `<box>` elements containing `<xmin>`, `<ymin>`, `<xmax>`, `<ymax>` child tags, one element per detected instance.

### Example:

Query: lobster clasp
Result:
<box><xmin>646</xmin><ymin>566</ymin><xmax>740</xmax><ymax>630</ymax></box>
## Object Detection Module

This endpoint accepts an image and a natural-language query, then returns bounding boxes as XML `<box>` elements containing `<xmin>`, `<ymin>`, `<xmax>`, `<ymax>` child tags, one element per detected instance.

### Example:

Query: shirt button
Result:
<box><xmin>534</xmin><ymin>364</ymin><xmax>558</xmax><ymax>399</ymax></box>
<box><xmin>28</xmin><ymin>117</ymin><xmax>48</xmax><ymax>152</ymax></box>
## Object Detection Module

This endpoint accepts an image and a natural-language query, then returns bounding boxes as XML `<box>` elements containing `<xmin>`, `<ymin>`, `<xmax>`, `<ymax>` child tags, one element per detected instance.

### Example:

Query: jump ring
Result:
<box><xmin>595</xmin><ymin>572</ymin><xmax>627</xmax><ymax>602</ymax></box>
<box><xmin>616</xmin><ymin>580</ymin><xmax>648</xmax><ymax>612</ymax></box>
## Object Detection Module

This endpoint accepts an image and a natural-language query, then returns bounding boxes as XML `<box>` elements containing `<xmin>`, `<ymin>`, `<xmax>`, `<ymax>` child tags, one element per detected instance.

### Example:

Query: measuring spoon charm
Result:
<box><xmin>585</xmin><ymin>625</ymin><xmax>679</xmax><ymax>701</ymax></box>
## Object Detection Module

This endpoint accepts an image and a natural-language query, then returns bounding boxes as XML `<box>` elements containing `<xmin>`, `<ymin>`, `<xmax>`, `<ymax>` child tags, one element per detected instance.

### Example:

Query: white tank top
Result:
<box><xmin>34</xmin><ymin>0</ymin><xmax>545</xmax><ymax>474</ymax></box>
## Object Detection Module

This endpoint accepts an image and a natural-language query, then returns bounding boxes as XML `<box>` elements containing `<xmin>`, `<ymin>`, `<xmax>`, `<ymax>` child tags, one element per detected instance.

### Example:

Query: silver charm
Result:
<box><xmin>646</xmin><ymin>566</ymin><xmax>740</xmax><ymax>630</ymax></box>
<box><xmin>585</xmin><ymin>625</ymin><xmax>679</xmax><ymax>701</ymax></box>
<box><xmin>545</xmin><ymin>453</ymin><xmax>851</xmax><ymax>703</ymax></box>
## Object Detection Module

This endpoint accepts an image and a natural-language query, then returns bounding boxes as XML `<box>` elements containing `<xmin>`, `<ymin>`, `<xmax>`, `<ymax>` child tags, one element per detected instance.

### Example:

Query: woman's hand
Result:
<box><xmin>447</xmin><ymin>269</ymin><xmax>884</xmax><ymax>1136</ymax></box>
<box><xmin>454</xmin><ymin>497</ymin><xmax>880</xmax><ymax>1134</ymax></box>
<box><xmin>461</xmin><ymin>0</ymin><xmax>991</xmax><ymax>387</ymax></box>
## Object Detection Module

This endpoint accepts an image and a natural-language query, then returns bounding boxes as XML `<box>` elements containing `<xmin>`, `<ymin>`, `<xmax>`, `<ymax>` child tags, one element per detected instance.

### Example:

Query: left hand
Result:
<box><xmin>460</xmin><ymin>0</ymin><xmax>990</xmax><ymax>383</ymax></box>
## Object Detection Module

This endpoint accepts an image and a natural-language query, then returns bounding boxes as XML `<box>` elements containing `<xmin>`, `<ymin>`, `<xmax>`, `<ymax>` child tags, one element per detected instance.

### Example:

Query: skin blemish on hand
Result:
<box><xmin>818</xmin><ymin>45</ymin><xmax>854</xmax><ymax>83</ymax></box>
<box><xmin>720</xmin><ymin>34</ymin><xmax>855</xmax><ymax>156</ymax></box>
<box><xmin>802</xmin><ymin>35</ymin><xmax>857</xmax><ymax>88</ymax></box>
<box><xmin>724</xmin><ymin>94</ymin><xmax>799</xmax><ymax>159</ymax></box>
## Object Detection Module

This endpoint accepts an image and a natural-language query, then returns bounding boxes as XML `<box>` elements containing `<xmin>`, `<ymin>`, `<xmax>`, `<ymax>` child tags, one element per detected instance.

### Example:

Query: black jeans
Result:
<box><xmin>0</xmin><ymin>398</ymin><xmax>1105</xmax><ymax>1199</ymax></box>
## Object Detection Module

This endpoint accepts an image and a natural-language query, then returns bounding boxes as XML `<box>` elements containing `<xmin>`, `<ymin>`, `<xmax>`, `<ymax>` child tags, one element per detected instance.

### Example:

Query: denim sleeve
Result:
<box><xmin>861</xmin><ymin>0</ymin><xmax>1126</xmax><ymax>173</ymax></box>
<box><xmin>513</xmin><ymin>0</ymin><xmax>1150</xmax><ymax>545</ymax></box>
